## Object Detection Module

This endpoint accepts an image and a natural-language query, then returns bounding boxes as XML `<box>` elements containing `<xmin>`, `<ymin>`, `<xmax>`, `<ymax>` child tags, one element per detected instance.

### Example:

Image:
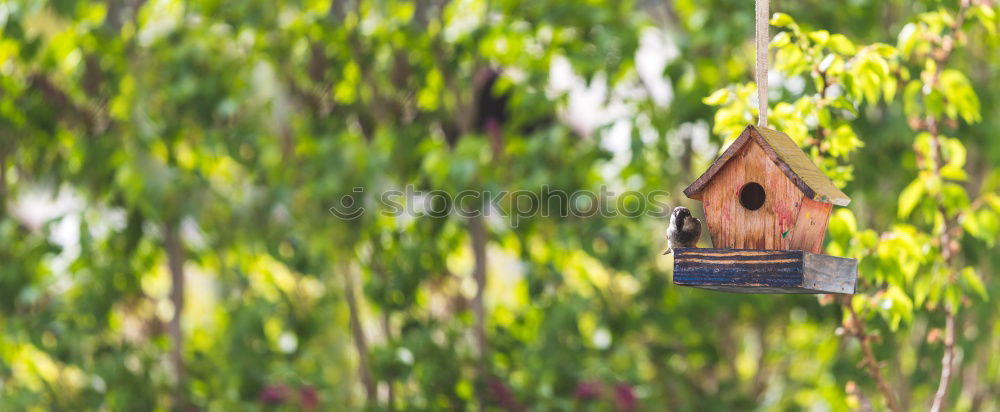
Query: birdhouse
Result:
<box><xmin>672</xmin><ymin>125</ymin><xmax>857</xmax><ymax>294</ymax></box>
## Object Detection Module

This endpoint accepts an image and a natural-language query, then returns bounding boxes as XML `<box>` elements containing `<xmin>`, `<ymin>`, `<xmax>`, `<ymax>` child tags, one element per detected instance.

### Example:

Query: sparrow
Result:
<box><xmin>663</xmin><ymin>206</ymin><xmax>701</xmax><ymax>255</ymax></box>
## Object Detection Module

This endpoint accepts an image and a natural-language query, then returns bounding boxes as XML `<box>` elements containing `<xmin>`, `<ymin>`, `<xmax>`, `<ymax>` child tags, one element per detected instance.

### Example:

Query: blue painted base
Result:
<box><xmin>672</xmin><ymin>247</ymin><xmax>856</xmax><ymax>294</ymax></box>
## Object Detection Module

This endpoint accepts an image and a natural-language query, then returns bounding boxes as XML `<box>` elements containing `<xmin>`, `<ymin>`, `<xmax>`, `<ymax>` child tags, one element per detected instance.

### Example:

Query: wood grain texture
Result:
<box><xmin>803</xmin><ymin>252</ymin><xmax>857</xmax><ymax>294</ymax></box>
<box><xmin>752</xmin><ymin>126</ymin><xmax>850</xmax><ymax>206</ymax></box>
<box><xmin>673</xmin><ymin>247</ymin><xmax>857</xmax><ymax>294</ymax></box>
<box><xmin>787</xmin><ymin>197</ymin><xmax>832</xmax><ymax>253</ymax></box>
<box><xmin>701</xmin><ymin>142</ymin><xmax>801</xmax><ymax>250</ymax></box>
<box><xmin>684</xmin><ymin>125</ymin><xmax>850</xmax><ymax>206</ymax></box>
<box><xmin>683</xmin><ymin>127</ymin><xmax>753</xmax><ymax>201</ymax></box>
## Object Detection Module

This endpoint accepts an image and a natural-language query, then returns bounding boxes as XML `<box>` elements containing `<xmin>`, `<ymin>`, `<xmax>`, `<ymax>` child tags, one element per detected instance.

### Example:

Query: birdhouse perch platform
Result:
<box><xmin>672</xmin><ymin>125</ymin><xmax>857</xmax><ymax>294</ymax></box>
<box><xmin>672</xmin><ymin>248</ymin><xmax>856</xmax><ymax>294</ymax></box>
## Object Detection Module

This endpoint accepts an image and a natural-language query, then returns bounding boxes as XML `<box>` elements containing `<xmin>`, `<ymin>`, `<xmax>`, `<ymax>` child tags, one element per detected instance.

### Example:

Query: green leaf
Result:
<box><xmin>873</xmin><ymin>43</ymin><xmax>897</xmax><ymax>57</ymax></box>
<box><xmin>828</xmin><ymin>125</ymin><xmax>863</xmax><ymax>158</ymax></box>
<box><xmin>924</xmin><ymin>172</ymin><xmax>942</xmax><ymax>196</ymax></box>
<box><xmin>828</xmin><ymin>34</ymin><xmax>856</xmax><ymax>54</ymax></box>
<box><xmin>817</xmin><ymin>107</ymin><xmax>832</xmax><ymax>129</ymax></box>
<box><xmin>940</xmin><ymin>165</ymin><xmax>968</xmax><ymax>181</ymax></box>
<box><xmin>972</xmin><ymin>208</ymin><xmax>1000</xmax><ymax>244</ymax></box>
<box><xmin>882</xmin><ymin>285</ymin><xmax>914</xmax><ymax>330</ymax></box>
<box><xmin>897</xmin><ymin>23</ymin><xmax>920</xmax><ymax>55</ymax></box>
<box><xmin>818</xmin><ymin>54</ymin><xmax>836</xmax><ymax>73</ymax></box>
<box><xmin>808</xmin><ymin>30</ymin><xmax>830</xmax><ymax>45</ymax></box>
<box><xmin>702</xmin><ymin>88</ymin><xmax>731</xmax><ymax>106</ymax></box>
<box><xmin>828</xmin><ymin>208</ymin><xmax>857</xmax><ymax>241</ymax></box>
<box><xmin>913</xmin><ymin>275</ymin><xmax>931</xmax><ymax>307</ymax></box>
<box><xmin>770</xmin><ymin>31</ymin><xmax>791</xmax><ymax>48</ymax></box>
<box><xmin>775</xmin><ymin>44</ymin><xmax>808</xmax><ymax>76</ymax></box>
<box><xmin>943</xmin><ymin>138</ymin><xmax>967</xmax><ymax>169</ymax></box>
<box><xmin>898</xmin><ymin>178</ymin><xmax>924</xmax><ymax>218</ymax></box>
<box><xmin>984</xmin><ymin>193</ymin><xmax>1000</xmax><ymax>213</ymax></box>
<box><xmin>882</xmin><ymin>76</ymin><xmax>897</xmax><ymax>104</ymax></box>
<box><xmin>770</xmin><ymin>13</ymin><xmax>795</xmax><ymax>27</ymax></box>
<box><xmin>902</xmin><ymin>80</ymin><xmax>922</xmax><ymax>117</ymax></box>
<box><xmin>941</xmin><ymin>183</ymin><xmax>970</xmax><ymax>216</ymax></box>
<box><xmin>972</xmin><ymin>5</ymin><xmax>997</xmax><ymax>37</ymax></box>
<box><xmin>925</xmin><ymin>90</ymin><xmax>946</xmax><ymax>121</ymax></box>
<box><xmin>829</xmin><ymin>96</ymin><xmax>858</xmax><ymax>115</ymax></box>
<box><xmin>939</xmin><ymin>70</ymin><xmax>981</xmax><ymax>123</ymax></box>
<box><xmin>959</xmin><ymin>208</ymin><xmax>999</xmax><ymax>244</ymax></box>
<box><xmin>913</xmin><ymin>133</ymin><xmax>935</xmax><ymax>169</ymax></box>
<box><xmin>961</xmin><ymin>267</ymin><xmax>988</xmax><ymax>300</ymax></box>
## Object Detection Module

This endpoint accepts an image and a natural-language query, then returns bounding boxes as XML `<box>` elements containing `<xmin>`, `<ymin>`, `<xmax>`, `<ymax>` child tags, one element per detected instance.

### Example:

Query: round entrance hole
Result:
<box><xmin>739</xmin><ymin>182</ymin><xmax>766</xmax><ymax>211</ymax></box>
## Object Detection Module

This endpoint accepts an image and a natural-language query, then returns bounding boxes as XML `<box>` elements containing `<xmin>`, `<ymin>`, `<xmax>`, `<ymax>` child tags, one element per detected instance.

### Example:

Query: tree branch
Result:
<box><xmin>842</xmin><ymin>296</ymin><xmax>901</xmax><ymax>412</ymax></box>
<box><xmin>344</xmin><ymin>264</ymin><xmax>377</xmax><ymax>403</ymax></box>
<box><xmin>163</xmin><ymin>220</ymin><xmax>187</xmax><ymax>409</ymax></box>
<box><xmin>28</xmin><ymin>73</ymin><xmax>104</xmax><ymax>133</ymax></box>
<box><xmin>372</xmin><ymin>259</ymin><xmax>397</xmax><ymax>410</ymax></box>
<box><xmin>930</xmin><ymin>309</ymin><xmax>957</xmax><ymax>412</ymax></box>
<box><xmin>923</xmin><ymin>3</ymin><xmax>969</xmax><ymax>410</ymax></box>
<box><xmin>749</xmin><ymin>320</ymin><xmax>770</xmax><ymax>401</ymax></box>
<box><xmin>0</xmin><ymin>148</ymin><xmax>7</xmax><ymax>214</ymax></box>
<box><xmin>469</xmin><ymin>215</ymin><xmax>489</xmax><ymax>411</ymax></box>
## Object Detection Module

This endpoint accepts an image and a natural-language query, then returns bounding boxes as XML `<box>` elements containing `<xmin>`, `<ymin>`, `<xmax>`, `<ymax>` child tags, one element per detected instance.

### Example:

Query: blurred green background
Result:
<box><xmin>1</xmin><ymin>0</ymin><xmax>999</xmax><ymax>410</ymax></box>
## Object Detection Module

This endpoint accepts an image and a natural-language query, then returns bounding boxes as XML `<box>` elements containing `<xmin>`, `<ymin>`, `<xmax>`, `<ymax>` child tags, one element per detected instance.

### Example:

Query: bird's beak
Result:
<box><xmin>662</xmin><ymin>249</ymin><xmax>671</xmax><ymax>255</ymax></box>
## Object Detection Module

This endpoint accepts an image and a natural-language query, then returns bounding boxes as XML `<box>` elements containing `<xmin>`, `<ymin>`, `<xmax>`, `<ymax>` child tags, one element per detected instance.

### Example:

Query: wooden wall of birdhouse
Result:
<box><xmin>683</xmin><ymin>125</ymin><xmax>850</xmax><ymax>254</ymax></box>
<box><xmin>700</xmin><ymin>142</ymin><xmax>806</xmax><ymax>250</ymax></box>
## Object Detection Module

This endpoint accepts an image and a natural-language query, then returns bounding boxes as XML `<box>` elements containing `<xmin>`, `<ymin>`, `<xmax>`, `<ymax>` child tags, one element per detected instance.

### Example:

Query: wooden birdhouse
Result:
<box><xmin>672</xmin><ymin>125</ymin><xmax>858</xmax><ymax>294</ymax></box>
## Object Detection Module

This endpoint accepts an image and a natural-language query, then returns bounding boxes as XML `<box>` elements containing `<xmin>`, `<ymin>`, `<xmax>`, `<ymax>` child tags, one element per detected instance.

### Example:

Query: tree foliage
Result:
<box><xmin>1</xmin><ymin>0</ymin><xmax>999</xmax><ymax>410</ymax></box>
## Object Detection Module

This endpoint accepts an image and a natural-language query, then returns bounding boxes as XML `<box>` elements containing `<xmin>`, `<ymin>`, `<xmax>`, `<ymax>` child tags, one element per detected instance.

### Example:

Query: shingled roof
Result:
<box><xmin>683</xmin><ymin>125</ymin><xmax>851</xmax><ymax>206</ymax></box>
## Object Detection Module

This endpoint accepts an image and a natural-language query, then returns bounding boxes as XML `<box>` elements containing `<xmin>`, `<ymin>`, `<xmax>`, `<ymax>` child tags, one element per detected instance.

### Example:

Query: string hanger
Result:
<box><xmin>755</xmin><ymin>0</ymin><xmax>769</xmax><ymax>128</ymax></box>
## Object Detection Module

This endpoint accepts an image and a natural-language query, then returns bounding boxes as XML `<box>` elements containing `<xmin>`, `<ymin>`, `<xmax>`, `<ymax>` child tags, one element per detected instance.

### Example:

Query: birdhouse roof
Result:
<box><xmin>683</xmin><ymin>125</ymin><xmax>851</xmax><ymax>206</ymax></box>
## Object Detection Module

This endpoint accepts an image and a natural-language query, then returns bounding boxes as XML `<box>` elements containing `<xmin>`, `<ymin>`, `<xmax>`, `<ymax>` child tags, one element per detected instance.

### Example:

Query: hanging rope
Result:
<box><xmin>755</xmin><ymin>0</ymin><xmax>769</xmax><ymax>128</ymax></box>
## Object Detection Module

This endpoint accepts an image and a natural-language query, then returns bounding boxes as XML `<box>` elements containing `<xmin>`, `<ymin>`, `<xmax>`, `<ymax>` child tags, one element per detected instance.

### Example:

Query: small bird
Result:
<box><xmin>663</xmin><ymin>206</ymin><xmax>702</xmax><ymax>255</ymax></box>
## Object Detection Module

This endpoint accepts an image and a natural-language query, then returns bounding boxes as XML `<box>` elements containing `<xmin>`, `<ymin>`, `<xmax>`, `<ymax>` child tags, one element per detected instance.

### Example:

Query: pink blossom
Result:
<box><xmin>613</xmin><ymin>383</ymin><xmax>637</xmax><ymax>411</ymax></box>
